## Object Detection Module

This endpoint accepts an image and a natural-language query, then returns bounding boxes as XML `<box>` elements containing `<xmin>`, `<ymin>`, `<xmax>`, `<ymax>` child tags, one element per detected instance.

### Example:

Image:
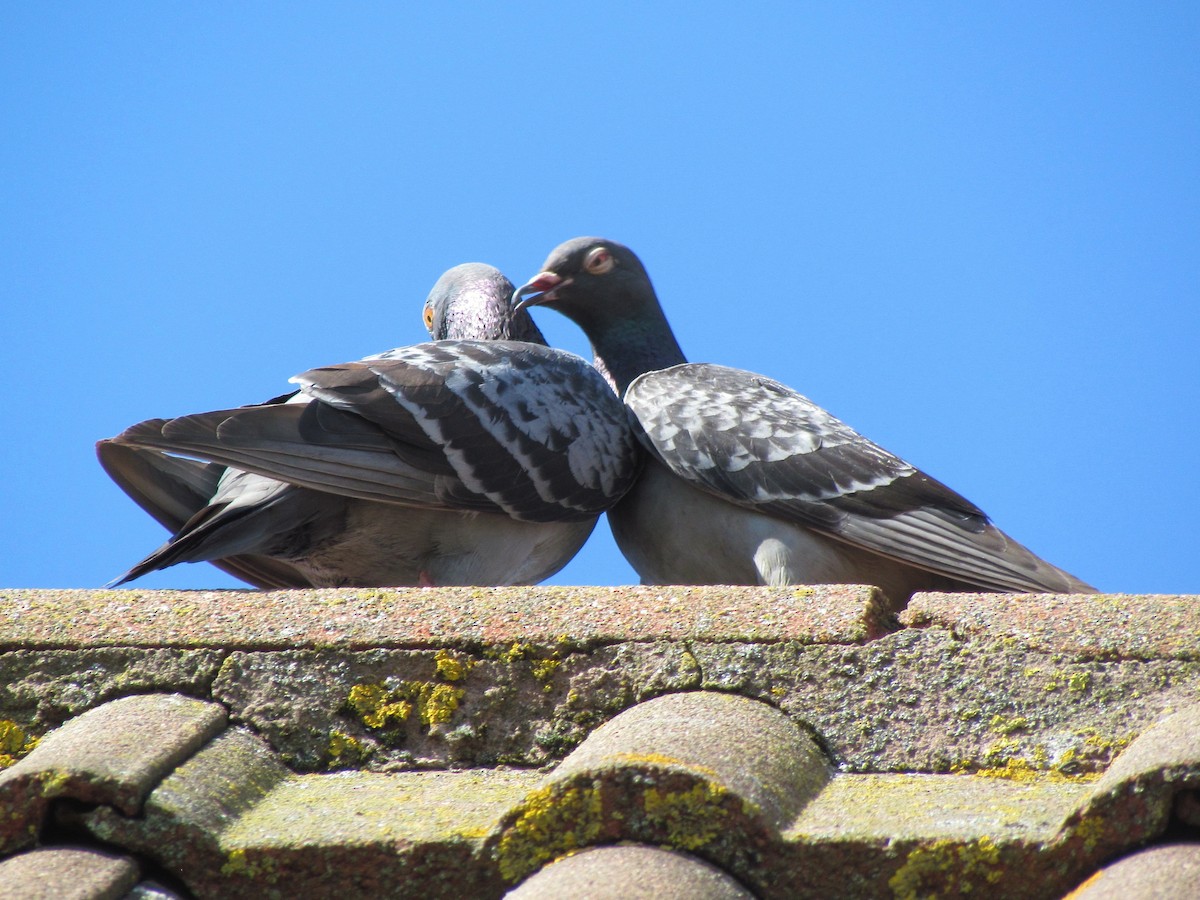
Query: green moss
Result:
<box><xmin>496</xmin><ymin>783</ymin><xmax>605</xmax><ymax>882</ymax></box>
<box><xmin>0</xmin><ymin>720</ymin><xmax>38</xmax><ymax>769</ymax></box>
<box><xmin>888</xmin><ymin>836</ymin><xmax>1004</xmax><ymax>899</ymax></box>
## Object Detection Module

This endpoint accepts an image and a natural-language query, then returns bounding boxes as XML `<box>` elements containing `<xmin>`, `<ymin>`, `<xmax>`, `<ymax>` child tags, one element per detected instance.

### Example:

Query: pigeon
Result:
<box><xmin>99</xmin><ymin>262</ymin><xmax>639</xmax><ymax>588</ymax></box>
<box><xmin>513</xmin><ymin>237</ymin><xmax>1095</xmax><ymax>605</ymax></box>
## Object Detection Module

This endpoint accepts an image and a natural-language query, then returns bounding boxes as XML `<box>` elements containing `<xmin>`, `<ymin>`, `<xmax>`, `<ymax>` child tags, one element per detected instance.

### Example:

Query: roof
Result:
<box><xmin>0</xmin><ymin>585</ymin><xmax>1197</xmax><ymax>898</ymax></box>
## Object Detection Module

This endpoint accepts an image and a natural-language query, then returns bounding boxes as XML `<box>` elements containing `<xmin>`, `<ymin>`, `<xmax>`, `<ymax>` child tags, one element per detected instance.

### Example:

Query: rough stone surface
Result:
<box><xmin>0</xmin><ymin>648</ymin><xmax>226</xmax><ymax>733</ymax></box>
<box><xmin>208</xmin><ymin>642</ymin><xmax>707</xmax><ymax>771</ymax></box>
<box><xmin>692</xmin><ymin>627</ymin><xmax>1200</xmax><ymax>773</ymax></box>
<box><xmin>5</xmin><ymin>590</ymin><xmax>1194</xmax><ymax>778</ymax></box>
<box><xmin>505</xmin><ymin>845</ymin><xmax>756</xmax><ymax>899</ymax></box>
<box><xmin>903</xmin><ymin>592</ymin><xmax>1200</xmax><ymax>660</ymax></box>
<box><xmin>0</xmin><ymin>845</ymin><xmax>140</xmax><ymax>900</ymax></box>
<box><xmin>0</xmin><ymin>585</ymin><xmax>887</xmax><ymax>648</ymax></box>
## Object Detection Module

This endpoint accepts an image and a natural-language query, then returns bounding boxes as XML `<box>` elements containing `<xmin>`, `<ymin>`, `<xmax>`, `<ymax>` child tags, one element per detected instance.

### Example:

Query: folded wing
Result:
<box><xmin>626</xmin><ymin>363</ymin><xmax>1091</xmax><ymax>593</ymax></box>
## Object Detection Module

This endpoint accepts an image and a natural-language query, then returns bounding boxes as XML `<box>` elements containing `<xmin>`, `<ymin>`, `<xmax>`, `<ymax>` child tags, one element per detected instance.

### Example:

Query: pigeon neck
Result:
<box><xmin>588</xmin><ymin>308</ymin><xmax>687</xmax><ymax>397</ymax></box>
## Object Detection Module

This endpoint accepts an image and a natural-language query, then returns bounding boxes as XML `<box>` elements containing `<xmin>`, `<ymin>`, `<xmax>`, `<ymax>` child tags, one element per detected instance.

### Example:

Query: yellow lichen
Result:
<box><xmin>0</xmin><ymin>720</ymin><xmax>38</xmax><ymax>769</ymax></box>
<box><xmin>347</xmin><ymin>683</ymin><xmax>413</xmax><ymax>729</ymax></box>
<box><xmin>38</xmin><ymin>770</ymin><xmax>71</xmax><ymax>796</ymax></box>
<box><xmin>495</xmin><ymin>641</ymin><xmax>534</xmax><ymax>663</ymax></box>
<box><xmin>434</xmin><ymin>649</ymin><xmax>472</xmax><ymax>682</ymax></box>
<box><xmin>346</xmin><ymin>680</ymin><xmax>465</xmax><ymax>730</ymax></box>
<box><xmin>496</xmin><ymin>783</ymin><xmax>605</xmax><ymax>882</ymax></box>
<box><xmin>1073</xmin><ymin>815</ymin><xmax>1107</xmax><ymax>853</ymax></box>
<box><xmin>641</xmin><ymin>781</ymin><xmax>730</xmax><ymax>850</ymax></box>
<box><xmin>972</xmin><ymin>755</ymin><xmax>1098</xmax><ymax>784</ymax></box>
<box><xmin>326</xmin><ymin>730</ymin><xmax>367</xmax><ymax>766</ymax></box>
<box><xmin>988</xmin><ymin>714</ymin><xmax>1029</xmax><ymax>735</ymax></box>
<box><xmin>981</xmin><ymin>737</ymin><xmax>1021</xmax><ymax>767</ymax></box>
<box><xmin>1042</xmin><ymin>668</ymin><xmax>1091</xmax><ymax>693</ymax></box>
<box><xmin>221</xmin><ymin>848</ymin><xmax>280</xmax><ymax>882</ymax></box>
<box><xmin>888</xmin><ymin>836</ymin><xmax>1004</xmax><ymax>899</ymax></box>
<box><xmin>415</xmin><ymin>682</ymin><xmax>465</xmax><ymax>725</ymax></box>
<box><xmin>1077</xmin><ymin>729</ymin><xmax>1135</xmax><ymax>759</ymax></box>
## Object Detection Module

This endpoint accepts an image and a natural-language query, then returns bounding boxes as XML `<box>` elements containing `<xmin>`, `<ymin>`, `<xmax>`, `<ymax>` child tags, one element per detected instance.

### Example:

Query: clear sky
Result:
<box><xmin>2</xmin><ymin>4</ymin><xmax>1196</xmax><ymax>593</ymax></box>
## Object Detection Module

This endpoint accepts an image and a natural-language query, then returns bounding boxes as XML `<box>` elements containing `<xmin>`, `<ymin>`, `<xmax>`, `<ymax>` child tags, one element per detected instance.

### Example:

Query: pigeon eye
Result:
<box><xmin>583</xmin><ymin>247</ymin><xmax>615</xmax><ymax>275</ymax></box>
<box><xmin>423</xmin><ymin>304</ymin><xmax>436</xmax><ymax>333</ymax></box>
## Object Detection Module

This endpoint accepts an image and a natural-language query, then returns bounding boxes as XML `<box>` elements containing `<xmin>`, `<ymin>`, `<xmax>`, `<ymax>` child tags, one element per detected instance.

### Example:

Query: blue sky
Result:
<box><xmin>2</xmin><ymin>4</ymin><xmax>1196</xmax><ymax>593</ymax></box>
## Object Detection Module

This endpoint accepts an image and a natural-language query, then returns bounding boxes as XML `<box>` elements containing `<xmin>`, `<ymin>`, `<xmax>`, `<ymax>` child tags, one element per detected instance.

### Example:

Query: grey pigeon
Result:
<box><xmin>100</xmin><ymin>263</ymin><xmax>638</xmax><ymax>588</ymax></box>
<box><xmin>513</xmin><ymin>237</ymin><xmax>1095</xmax><ymax>605</ymax></box>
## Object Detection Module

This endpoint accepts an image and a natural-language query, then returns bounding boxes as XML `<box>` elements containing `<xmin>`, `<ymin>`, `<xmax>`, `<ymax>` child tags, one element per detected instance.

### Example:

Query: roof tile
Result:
<box><xmin>0</xmin><ymin>845</ymin><xmax>139</xmax><ymax>900</ymax></box>
<box><xmin>1064</xmin><ymin>842</ymin><xmax>1200</xmax><ymax>899</ymax></box>
<box><xmin>504</xmin><ymin>845</ymin><xmax>754</xmax><ymax>898</ymax></box>
<box><xmin>0</xmin><ymin>694</ymin><xmax>224</xmax><ymax>854</ymax></box>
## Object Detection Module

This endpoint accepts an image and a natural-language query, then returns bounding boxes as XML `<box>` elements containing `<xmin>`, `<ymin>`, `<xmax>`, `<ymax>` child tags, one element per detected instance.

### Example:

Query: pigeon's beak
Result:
<box><xmin>513</xmin><ymin>272</ymin><xmax>572</xmax><ymax>312</ymax></box>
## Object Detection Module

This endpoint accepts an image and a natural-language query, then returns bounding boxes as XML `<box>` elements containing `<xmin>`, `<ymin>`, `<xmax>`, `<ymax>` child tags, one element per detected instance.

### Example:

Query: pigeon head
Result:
<box><xmin>423</xmin><ymin>262</ymin><xmax>546</xmax><ymax>344</ymax></box>
<box><xmin>513</xmin><ymin>238</ymin><xmax>687</xmax><ymax>394</ymax></box>
<box><xmin>511</xmin><ymin>238</ymin><xmax>656</xmax><ymax>332</ymax></box>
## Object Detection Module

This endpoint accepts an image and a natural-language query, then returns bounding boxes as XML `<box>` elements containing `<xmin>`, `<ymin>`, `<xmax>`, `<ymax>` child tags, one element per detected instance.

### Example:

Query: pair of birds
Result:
<box><xmin>100</xmin><ymin>238</ymin><xmax>1094</xmax><ymax>604</ymax></box>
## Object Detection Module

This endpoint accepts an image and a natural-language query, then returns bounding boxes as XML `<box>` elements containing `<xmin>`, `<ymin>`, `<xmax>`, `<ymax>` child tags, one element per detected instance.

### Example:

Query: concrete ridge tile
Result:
<box><xmin>0</xmin><ymin>845</ymin><xmax>140</xmax><ymax>900</ymax></box>
<box><xmin>1047</xmin><ymin>702</ymin><xmax>1200</xmax><ymax>871</ymax></box>
<box><xmin>1063</xmin><ymin>842</ymin><xmax>1200</xmax><ymax>898</ymax></box>
<box><xmin>487</xmin><ymin>691</ymin><xmax>828</xmax><ymax>889</ymax></box>
<box><xmin>901</xmin><ymin>593</ymin><xmax>1200</xmax><ymax>660</ymax></box>
<box><xmin>504</xmin><ymin>845</ymin><xmax>755</xmax><ymax>899</ymax></box>
<box><xmin>0</xmin><ymin>694</ymin><xmax>225</xmax><ymax>855</ymax></box>
<box><xmin>75</xmin><ymin>727</ymin><xmax>292</xmax><ymax>893</ymax></box>
<box><xmin>553</xmin><ymin>691</ymin><xmax>830</xmax><ymax>831</ymax></box>
<box><xmin>0</xmin><ymin>586</ymin><xmax>889</xmax><ymax>649</ymax></box>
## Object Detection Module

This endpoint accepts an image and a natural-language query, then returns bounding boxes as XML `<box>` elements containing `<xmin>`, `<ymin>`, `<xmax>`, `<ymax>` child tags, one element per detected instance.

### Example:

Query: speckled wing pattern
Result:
<box><xmin>625</xmin><ymin>363</ymin><xmax>1073</xmax><ymax>591</ymax></box>
<box><xmin>115</xmin><ymin>340</ymin><xmax>639</xmax><ymax>524</ymax></box>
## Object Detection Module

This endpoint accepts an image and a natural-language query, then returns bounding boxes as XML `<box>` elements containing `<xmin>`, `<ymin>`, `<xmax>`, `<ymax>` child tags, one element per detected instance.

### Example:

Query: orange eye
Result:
<box><xmin>423</xmin><ymin>304</ymin><xmax>436</xmax><ymax>332</ymax></box>
<box><xmin>583</xmin><ymin>246</ymin><xmax>615</xmax><ymax>275</ymax></box>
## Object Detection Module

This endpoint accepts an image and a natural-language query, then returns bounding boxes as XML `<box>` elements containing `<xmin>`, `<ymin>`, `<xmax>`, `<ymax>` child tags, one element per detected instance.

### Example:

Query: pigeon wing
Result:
<box><xmin>113</xmin><ymin>341</ymin><xmax>638</xmax><ymax>523</ymax></box>
<box><xmin>626</xmin><ymin>364</ymin><xmax>1087</xmax><ymax>592</ymax></box>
